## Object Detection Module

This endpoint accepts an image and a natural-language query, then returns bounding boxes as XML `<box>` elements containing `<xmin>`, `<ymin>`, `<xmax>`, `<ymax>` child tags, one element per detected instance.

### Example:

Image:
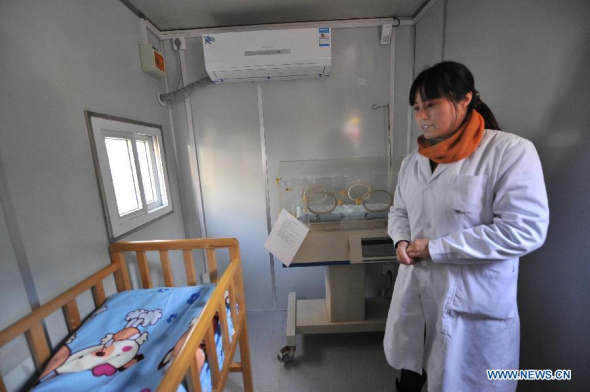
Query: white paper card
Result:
<box><xmin>264</xmin><ymin>209</ymin><xmax>310</xmax><ymax>266</ymax></box>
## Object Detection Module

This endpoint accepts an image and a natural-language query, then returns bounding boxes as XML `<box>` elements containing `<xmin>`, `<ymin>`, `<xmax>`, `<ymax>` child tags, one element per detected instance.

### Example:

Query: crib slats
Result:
<box><xmin>237</xmin><ymin>316</ymin><xmax>253</xmax><ymax>390</ymax></box>
<box><xmin>91</xmin><ymin>280</ymin><xmax>106</xmax><ymax>307</ymax></box>
<box><xmin>0</xmin><ymin>373</ymin><xmax>7</xmax><ymax>392</ymax></box>
<box><xmin>228</xmin><ymin>281</ymin><xmax>238</xmax><ymax>328</ymax></box>
<box><xmin>230</xmin><ymin>246</ymin><xmax>254</xmax><ymax>392</ymax></box>
<box><xmin>218</xmin><ymin>301</ymin><xmax>231</xmax><ymax>363</ymax></box>
<box><xmin>183</xmin><ymin>250</ymin><xmax>197</xmax><ymax>286</ymax></box>
<box><xmin>205</xmin><ymin>325</ymin><xmax>220</xmax><ymax>387</ymax></box>
<box><xmin>229</xmin><ymin>363</ymin><xmax>242</xmax><ymax>372</ymax></box>
<box><xmin>63</xmin><ymin>300</ymin><xmax>81</xmax><ymax>333</ymax></box>
<box><xmin>136</xmin><ymin>251</ymin><xmax>152</xmax><ymax>288</ymax></box>
<box><xmin>25</xmin><ymin>323</ymin><xmax>51</xmax><ymax>371</ymax></box>
<box><xmin>159</xmin><ymin>250</ymin><xmax>174</xmax><ymax>287</ymax></box>
<box><xmin>109</xmin><ymin>251</ymin><xmax>132</xmax><ymax>291</ymax></box>
<box><xmin>0</xmin><ymin>263</ymin><xmax>122</xmax><ymax>349</ymax></box>
<box><xmin>206</xmin><ymin>248</ymin><xmax>218</xmax><ymax>283</ymax></box>
<box><xmin>185</xmin><ymin>357</ymin><xmax>203</xmax><ymax>392</ymax></box>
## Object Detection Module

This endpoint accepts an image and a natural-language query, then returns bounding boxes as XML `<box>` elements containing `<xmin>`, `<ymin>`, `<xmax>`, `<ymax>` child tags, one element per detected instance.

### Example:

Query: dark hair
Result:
<box><xmin>409</xmin><ymin>61</ymin><xmax>500</xmax><ymax>130</ymax></box>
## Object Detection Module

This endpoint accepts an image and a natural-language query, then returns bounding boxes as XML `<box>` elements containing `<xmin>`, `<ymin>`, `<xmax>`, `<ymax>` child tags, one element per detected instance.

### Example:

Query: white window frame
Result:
<box><xmin>86</xmin><ymin>112</ymin><xmax>173</xmax><ymax>241</ymax></box>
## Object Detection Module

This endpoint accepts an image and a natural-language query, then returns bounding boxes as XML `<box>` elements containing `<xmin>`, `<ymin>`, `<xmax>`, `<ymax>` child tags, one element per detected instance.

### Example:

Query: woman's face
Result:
<box><xmin>413</xmin><ymin>92</ymin><xmax>472</xmax><ymax>141</ymax></box>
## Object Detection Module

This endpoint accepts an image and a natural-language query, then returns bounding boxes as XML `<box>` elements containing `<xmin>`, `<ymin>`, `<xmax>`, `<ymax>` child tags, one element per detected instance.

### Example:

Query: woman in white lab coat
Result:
<box><xmin>385</xmin><ymin>61</ymin><xmax>549</xmax><ymax>392</ymax></box>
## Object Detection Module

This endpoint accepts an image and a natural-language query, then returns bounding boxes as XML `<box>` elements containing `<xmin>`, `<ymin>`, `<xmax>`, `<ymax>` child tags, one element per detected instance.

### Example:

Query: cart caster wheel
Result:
<box><xmin>277</xmin><ymin>346</ymin><xmax>296</xmax><ymax>363</ymax></box>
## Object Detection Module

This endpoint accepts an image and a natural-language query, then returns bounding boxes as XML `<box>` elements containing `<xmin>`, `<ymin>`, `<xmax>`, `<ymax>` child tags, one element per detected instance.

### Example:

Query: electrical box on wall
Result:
<box><xmin>139</xmin><ymin>44</ymin><xmax>166</xmax><ymax>79</ymax></box>
<box><xmin>380</xmin><ymin>24</ymin><xmax>392</xmax><ymax>45</ymax></box>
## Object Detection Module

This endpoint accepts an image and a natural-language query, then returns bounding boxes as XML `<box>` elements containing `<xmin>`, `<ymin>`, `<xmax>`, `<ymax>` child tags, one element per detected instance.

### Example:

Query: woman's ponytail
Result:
<box><xmin>471</xmin><ymin>92</ymin><xmax>500</xmax><ymax>130</ymax></box>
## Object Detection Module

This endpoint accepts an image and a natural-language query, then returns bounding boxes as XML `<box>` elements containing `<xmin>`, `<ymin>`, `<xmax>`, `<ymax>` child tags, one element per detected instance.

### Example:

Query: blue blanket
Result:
<box><xmin>34</xmin><ymin>285</ymin><xmax>233</xmax><ymax>392</ymax></box>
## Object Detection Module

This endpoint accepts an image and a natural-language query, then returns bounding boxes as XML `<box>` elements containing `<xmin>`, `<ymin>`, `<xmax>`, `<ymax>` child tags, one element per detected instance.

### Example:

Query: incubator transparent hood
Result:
<box><xmin>277</xmin><ymin>156</ymin><xmax>404</xmax><ymax>230</ymax></box>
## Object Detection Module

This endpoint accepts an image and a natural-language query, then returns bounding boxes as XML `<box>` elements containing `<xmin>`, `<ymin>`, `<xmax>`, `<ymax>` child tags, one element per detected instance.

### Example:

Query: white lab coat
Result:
<box><xmin>385</xmin><ymin>129</ymin><xmax>549</xmax><ymax>392</ymax></box>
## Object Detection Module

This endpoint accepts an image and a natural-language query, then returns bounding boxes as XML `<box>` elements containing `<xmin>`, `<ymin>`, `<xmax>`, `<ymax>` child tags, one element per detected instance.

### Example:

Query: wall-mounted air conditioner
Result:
<box><xmin>202</xmin><ymin>27</ymin><xmax>331</xmax><ymax>83</ymax></box>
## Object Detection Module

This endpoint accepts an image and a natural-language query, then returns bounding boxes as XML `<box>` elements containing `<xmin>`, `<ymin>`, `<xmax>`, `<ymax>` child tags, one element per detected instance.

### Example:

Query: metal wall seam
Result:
<box><xmin>441</xmin><ymin>0</ymin><xmax>448</xmax><ymax>61</ymax></box>
<box><xmin>388</xmin><ymin>26</ymin><xmax>396</xmax><ymax>190</ymax></box>
<box><xmin>0</xmin><ymin>150</ymin><xmax>40</xmax><ymax>311</ymax></box>
<box><xmin>178</xmin><ymin>48</ymin><xmax>210</xmax><ymax>280</ymax></box>
<box><xmin>257</xmin><ymin>82</ymin><xmax>278</xmax><ymax>311</ymax></box>
<box><xmin>412</xmin><ymin>0</ymin><xmax>441</xmax><ymax>25</ymax></box>
<box><xmin>406</xmin><ymin>25</ymin><xmax>416</xmax><ymax>155</ymax></box>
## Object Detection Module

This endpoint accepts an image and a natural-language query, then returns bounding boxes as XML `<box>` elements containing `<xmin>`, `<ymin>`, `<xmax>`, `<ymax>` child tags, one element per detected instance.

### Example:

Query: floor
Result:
<box><xmin>225</xmin><ymin>311</ymin><xmax>401</xmax><ymax>392</ymax></box>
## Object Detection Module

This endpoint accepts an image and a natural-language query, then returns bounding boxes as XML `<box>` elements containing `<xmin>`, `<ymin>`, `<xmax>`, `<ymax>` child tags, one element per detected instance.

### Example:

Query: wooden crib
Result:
<box><xmin>0</xmin><ymin>238</ymin><xmax>254</xmax><ymax>392</ymax></box>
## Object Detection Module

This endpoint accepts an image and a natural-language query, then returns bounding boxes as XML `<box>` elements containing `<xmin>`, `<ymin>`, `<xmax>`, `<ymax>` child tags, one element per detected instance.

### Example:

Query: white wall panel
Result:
<box><xmin>0</xmin><ymin>0</ymin><xmax>185</xmax><ymax>314</ymax></box>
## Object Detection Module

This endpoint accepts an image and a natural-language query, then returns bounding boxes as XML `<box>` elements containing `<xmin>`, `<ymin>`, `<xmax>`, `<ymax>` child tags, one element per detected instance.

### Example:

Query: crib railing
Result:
<box><xmin>0</xmin><ymin>259</ymin><xmax>128</xmax><ymax>390</ymax></box>
<box><xmin>0</xmin><ymin>238</ymin><xmax>253</xmax><ymax>392</ymax></box>
<box><xmin>109</xmin><ymin>238</ymin><xmax>254</xmax><ymax>392</ymax></box>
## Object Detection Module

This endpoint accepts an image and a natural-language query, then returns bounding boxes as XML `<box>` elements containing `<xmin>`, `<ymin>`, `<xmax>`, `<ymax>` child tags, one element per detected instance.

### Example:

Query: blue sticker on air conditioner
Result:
<box><xmin>319</xmin><ymin>27</ymin><xmax>331</xmax><ymax>47</ymax></box>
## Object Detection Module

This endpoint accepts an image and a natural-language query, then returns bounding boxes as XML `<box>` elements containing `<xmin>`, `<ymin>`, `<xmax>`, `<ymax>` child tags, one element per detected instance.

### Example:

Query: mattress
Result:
<box><xmin>33</xmin><ymin>285</ymin><xmax>235</xmax><ymax>392</ymax></box>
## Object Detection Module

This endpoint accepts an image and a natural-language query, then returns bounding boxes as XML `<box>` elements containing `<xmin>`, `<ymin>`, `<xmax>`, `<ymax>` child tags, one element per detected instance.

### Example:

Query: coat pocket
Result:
<box><xmin>445</xmin><ymin>174</ymin><xmax>488</xmax><ymax>213</ymax></box>
<box><xmin>451</xmin><ymin>261</ymin><xmax>518</xmax><ymax>320</ymax></box>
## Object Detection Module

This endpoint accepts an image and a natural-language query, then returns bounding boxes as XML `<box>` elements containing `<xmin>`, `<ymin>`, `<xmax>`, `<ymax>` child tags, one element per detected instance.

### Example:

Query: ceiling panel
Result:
<box><xmin>123</xmin><ymin>0</ymin><xmax>427</xmax><ymax>31</ymax></box>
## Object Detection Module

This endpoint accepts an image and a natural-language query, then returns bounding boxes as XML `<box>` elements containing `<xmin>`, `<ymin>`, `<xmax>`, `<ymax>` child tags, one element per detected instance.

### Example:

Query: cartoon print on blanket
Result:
<box><xmin>158</xmin><ymin>317</ymin><xmax>206</xmax><ymax>373</ymax></box>
<box><xmin>38</xmin><ymin>308</ymin><xmax>162</xmax><ymax>381</ymax></box>
<box><xmin>33</xmin><ymin>285</ymin><xmax>219</xmax><ymax>392</ymax></box>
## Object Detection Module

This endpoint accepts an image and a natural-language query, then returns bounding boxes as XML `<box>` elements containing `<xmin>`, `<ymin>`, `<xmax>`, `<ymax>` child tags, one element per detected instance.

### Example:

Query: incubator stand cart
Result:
<box><xmin>276</xmin><ymin>156</ymin><xmax>404</xmax><ymax>363</ymax></box>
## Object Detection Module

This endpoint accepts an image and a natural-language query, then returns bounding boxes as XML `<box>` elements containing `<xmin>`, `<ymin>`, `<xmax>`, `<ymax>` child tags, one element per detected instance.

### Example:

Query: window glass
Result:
<box><xmin>105</xmin><ymin>137</ymin><xmax>142</xmax><ymax>215</ymax></box>
<box><xmin>136</xmin><ymin>139</ymin><xmax>158</xmax><ymax>204</ymax></box>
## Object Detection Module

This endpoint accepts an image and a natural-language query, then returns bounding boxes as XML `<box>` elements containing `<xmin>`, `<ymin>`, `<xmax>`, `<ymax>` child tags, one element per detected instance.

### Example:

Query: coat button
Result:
<box><xmin>421</xmin><ymin>260</ymin><xmax>428</xmax><ymax>266</ymax></box>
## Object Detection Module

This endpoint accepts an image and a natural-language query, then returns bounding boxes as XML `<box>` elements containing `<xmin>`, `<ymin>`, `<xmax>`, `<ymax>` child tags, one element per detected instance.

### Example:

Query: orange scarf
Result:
<box><xmin>417</xmin><ymin>110</ymin><xmax>485</xmax><ymax>164</ymax></box>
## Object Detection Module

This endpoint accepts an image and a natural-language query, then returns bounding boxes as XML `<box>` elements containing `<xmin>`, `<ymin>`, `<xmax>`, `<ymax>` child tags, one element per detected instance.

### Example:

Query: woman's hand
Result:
<box><xmin>406</xmin><ymin>238</ymin><xmax>431</xmax><ymax>260</ymax></box>
<box><xmin>396</xmin><ymin>241</ymin><xmax>413</xmax><ymax>265</ymax></box>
